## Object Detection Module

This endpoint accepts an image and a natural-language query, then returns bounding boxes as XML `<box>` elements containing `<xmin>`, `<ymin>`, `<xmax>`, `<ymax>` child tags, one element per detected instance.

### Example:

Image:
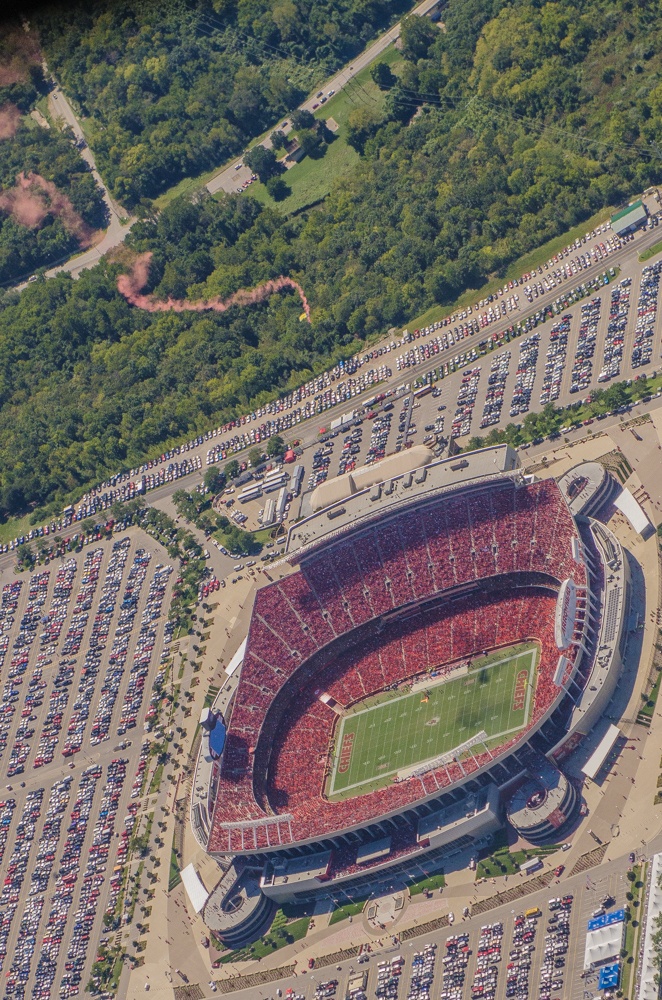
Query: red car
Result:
<box><xmin>553</xmin><ymin>865</ymin><xmax>565</xmax><ymax>877</ymax></box>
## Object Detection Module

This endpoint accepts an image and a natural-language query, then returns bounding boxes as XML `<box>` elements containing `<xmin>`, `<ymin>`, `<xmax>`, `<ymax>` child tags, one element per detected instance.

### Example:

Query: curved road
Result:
<box><xmin>206</xmin><ymin>0</ymin><xmax>441</xmax><ymax>197</ymax></box>
<box><xmin>15</xmin><ymin>0</ymin><xmax>440</xmax><ymax>291</ymax></box>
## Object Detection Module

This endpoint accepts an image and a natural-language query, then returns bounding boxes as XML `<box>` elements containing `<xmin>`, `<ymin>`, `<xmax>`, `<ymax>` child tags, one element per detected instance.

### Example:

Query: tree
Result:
<box><xmin>249</xmin><ymin>447</ymin><xmax>263</xmax><ymax>467</ymax></box>
<box><xmin>370</xmin><ymin>61</ymin><xmax>396</xmax><ymax>90</ymax></box>
<box><xmin>296</xmin><ymin>128</ymin><xmax>324</xmax><ymax>158</ymax></box>
<box><xmin>267</xmin><ymin>434</ymin><xmax>285</xmax><ymax>457</ymax></box>
<box><xmin>290</xmin><ymin>109</ymin><xmax>315</xmax><ymax>131</ymax></box>
<box><xmin>270</xmin><ymin>129</ymin><xmax>287</xmax><ymax>150</ymax></box>
<box><xmin>346</xmin><ymin>106</ymin><xmax>384</xmax><ymax>154</ymax></box>
<box><xmin>244</xmin><ymin>145</ymin><xmax>279</xmax><ymax>181</ymax></box>
<box><xmin>204</xmin><ymin>467</ymin><xmax>226</xmax><ymax>494</ymax></box>
<box><xmin>399</xmin><ymin>15</ymin><xmax>438</xmax><ymax>61</ymax></box>
<box><xmin>225</xmin><ymin>459</ymin><xmax>240</xmax><ymax>480</ymax></box>
<box><xmin>266</xmin><ymin>176</ymin><xmax>291</xmax><ymax>201</ymax></box>
<box><xmin>16</xmin><ymin>542</ymin><xmax>35</xmax><ymax>571</ymax></box>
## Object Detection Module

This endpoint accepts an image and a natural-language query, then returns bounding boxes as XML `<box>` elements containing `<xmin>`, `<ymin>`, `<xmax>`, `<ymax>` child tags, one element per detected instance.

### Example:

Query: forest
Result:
<box><xmin>33</xmin><ymin>0</ymin><xmax>412</xmax><ymax>206</ymax></box>
<box><xmin>0</xmin><ymin>19</ymin><xmax>107</xmax><ymax>282</ymax></box>
<box><xmin>2</xmin><ymin>0</ymin><xmax>662</xmax><ymax>522</ymax></box>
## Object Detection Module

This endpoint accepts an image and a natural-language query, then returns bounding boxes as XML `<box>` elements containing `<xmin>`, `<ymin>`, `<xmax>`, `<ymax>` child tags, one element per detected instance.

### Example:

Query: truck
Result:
<box><xmin>520</xmin><ymin>857</ymin><xmax>544</xmax><ymax>876</ymax></box>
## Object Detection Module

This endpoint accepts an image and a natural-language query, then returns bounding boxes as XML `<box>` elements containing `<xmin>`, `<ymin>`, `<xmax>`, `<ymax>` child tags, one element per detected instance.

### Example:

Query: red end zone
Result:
<box><xmin>512</xmin><ymin>669</ymin><xmax>528</xmax><ymax>712</ymax></box>
<box><xmin>338</xmin><ymin>731</ymin><xmax>355</xmax><ymax>773</ymax></box>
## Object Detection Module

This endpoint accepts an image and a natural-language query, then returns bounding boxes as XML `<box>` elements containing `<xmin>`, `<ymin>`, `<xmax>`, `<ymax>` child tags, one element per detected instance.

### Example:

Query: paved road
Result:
<box><xmin>15</xmin><ymin>0</ymin><xmax>439</xmax><ymax>291</ymax></box>
<box><xmin>206</xmin><ymin>0</ymin><xmax>442</xmax><ymax>197</ymax></box>
<box><xmin>3</xmin><ymin>224</ymin><xmax>662</xmax><ymax>586</ymax></box>
<box><xmin>45</xmin><ymin>83</ymin><xmax>133</xmax><ymax>279</ymax></box>
<box><xmin>12</xmin><ymin>60</ymin><xmax>133</xmax><ymax>291</ymax></box>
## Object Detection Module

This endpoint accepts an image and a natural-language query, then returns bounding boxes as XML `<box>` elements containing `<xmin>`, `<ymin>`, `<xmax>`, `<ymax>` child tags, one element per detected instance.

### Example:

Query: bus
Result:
<box><xmin>414</xmin><ymin>385</ymin><xmax>434</xmax><ymax>400</ymax></box>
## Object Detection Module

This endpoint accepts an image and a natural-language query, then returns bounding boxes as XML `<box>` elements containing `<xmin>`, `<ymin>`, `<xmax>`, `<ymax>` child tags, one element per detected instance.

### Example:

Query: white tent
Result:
<box><xmin>180</xmin><ymin>863</ymin><xmax>209</xmax><ymax>914</ymax></box>
<box><xmin>583</xmin><ymin>920</ymin><xmax>624</xmax><ymax>970</ymax></box>
<box><xmin>225</xmin><ymin>637</ymin><xmax>247</xmax><ymax>678</ymax></box>
<box><xmin>614</xmin><ymin>488</ymin><xmax>652</xmax><ymax>537</ymax></box>
<box><xmin>582</xmin><ymin>724</ymin><xmax>621</xmax><ymax>781</ymax></box>
<box><xmin>639</xmin><ymin>852</ymin><xmax>662</xmax><ymax>1000</ymax></box>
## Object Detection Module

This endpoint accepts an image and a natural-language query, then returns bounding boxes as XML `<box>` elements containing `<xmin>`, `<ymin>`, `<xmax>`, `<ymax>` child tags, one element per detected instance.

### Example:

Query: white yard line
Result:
<box><xmin>329</xmin><ymin>647</ymin><xmax>537</xmax><ymax>796</ymax></box>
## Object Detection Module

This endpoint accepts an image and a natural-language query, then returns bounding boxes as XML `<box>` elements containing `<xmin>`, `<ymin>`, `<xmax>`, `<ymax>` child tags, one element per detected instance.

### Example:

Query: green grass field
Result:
<box><xmin>327</xmin><ymin>643</ymin><xmax>537</xmax><ymax>800</ymax></box>
<box><xmin>249</xmin><ymin>45</ymin><xmax>402</xmax><ymax>215</ymax></box>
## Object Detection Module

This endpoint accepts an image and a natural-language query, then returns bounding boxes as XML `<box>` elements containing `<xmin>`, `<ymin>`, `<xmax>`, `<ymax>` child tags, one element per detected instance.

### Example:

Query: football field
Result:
<box><xmin>327</xmin><ymin>643</ymin><xmax>537</xmax><ymax>800</ymax></box>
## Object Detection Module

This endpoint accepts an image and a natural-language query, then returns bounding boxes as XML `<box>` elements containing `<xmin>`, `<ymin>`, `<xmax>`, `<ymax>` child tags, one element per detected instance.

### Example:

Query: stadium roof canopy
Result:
<box><xmin>614</xmin><ymin>488</ymin><xmax>653</xmax><ymax>537</ymax></box>
<box><xmin>290</xmin><ymin>444</ymin><xmax>519</xmax><ymax>556</ymax></box>
<box><xmin>181</xmin><ymin>863</ymin><xmax>209</xmax><ymax>913</ymax></box>
<box><xmin>310</xmin><ymin>445</ymin><xmax>434</xmax><ymax>511</ymax></box>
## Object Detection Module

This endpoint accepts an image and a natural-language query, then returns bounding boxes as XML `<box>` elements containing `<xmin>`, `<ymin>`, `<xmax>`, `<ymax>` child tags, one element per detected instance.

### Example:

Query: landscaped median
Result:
<box><xmin>621</xmin><ymin>861</ymin><xmax>647</xmax><ymax>997</ymax></box>
<box><xmin>639</xmin><ymin>239</ymin><xmax>662</xmax><ymax>263</ymax></box>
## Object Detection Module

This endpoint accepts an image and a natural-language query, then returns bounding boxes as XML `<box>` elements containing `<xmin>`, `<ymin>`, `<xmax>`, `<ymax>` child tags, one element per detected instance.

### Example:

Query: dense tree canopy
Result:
<box><xmin>2</xmin><ymin>0</ymin><xmax>662</xmax><ymax>521</ymax></box>
<box><xmin>0</xmin><ymin>116</ymin><xmax>107</xmax><ymax>282</ymax></box>
<box><xmin>0</xmin><ymin>19</ymin><xmax>107</xmax><ymax>282</ymax></box>
<box><xmin>33</xmin><ymin>0</ymin><xmax>412</xmax><ymax>206</ymax></box>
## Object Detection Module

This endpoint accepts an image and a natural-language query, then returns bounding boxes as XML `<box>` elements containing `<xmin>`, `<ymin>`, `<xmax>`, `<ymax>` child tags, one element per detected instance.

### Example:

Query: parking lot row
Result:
<box><xmin>0</xmin><ymin>533</ymin><xmax>176</xmax><ymax>998</ymax></box>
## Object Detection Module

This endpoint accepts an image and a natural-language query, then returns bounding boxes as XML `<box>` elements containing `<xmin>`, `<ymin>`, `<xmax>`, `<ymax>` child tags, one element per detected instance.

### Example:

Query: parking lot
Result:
<box><xmin>240</xmin><ymin>848</ymin><xmax>634</xmax><ymax>1000</ymax></box>
<box><xmin>0</xmin><ymin>532</ymin><xmax>175</xmax><ymax>999</ymax></box>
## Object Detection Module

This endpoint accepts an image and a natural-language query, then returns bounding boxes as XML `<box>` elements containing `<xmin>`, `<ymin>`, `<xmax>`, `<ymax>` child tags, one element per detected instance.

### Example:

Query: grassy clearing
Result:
<box><xmin>407</xmin><ymin>206</ymin><xmax>615</xmax><ymax>333</ymax></box>
<box><xmin>409</xmin><ymin>872</ymin><xmax>446</xmax><ymax>896</ymax></box>
<box><xmin>329</xmin><ymin>898</ymin><xmax>368</xmax><ymax>925</ymax></box>
<box><xmin>168</xmin><ymin>844</ymin><xmax>181</xmax><ymax>891</ymax></box>
<box><xmin>640</xmin><ymin>669</ymin><xmax>662</xmax><ymax>720</ymax></box>
<box><xmin>640</xmin><ymin>239</ymin><xmax>662</xmax><ymax>262</ymax></box>
<box><xmin>248</xmin><ymin>45</ymin><xmax>401</xmax><ymax>215</ymax></box>
<box><xmin>621</xmin><ymin>864</ymin><xmax>646</xmax><ymax>997</ymax></box>
<box><xmin>0</xmin><ymin>512</ymin><xmax>34</xmax><ymax>545</ymax></box>
<box><xmin>153</xmin><ymin>166</ymin><xmax>226</xmax><ymax>210</ymax></box>
<box><xmin>148</xmin><ymin>763</ymin><xmax>164</xmax><ymax>796</ymax></box>
<box><xmin>476</xmin><ymin>833</ymin><xmax>560</xmax><ymax>879</ymax></box>
<box><xmin>250</xmin><ymin>139</ymin><xmax>360</xmax><ymax>214</ymax></box>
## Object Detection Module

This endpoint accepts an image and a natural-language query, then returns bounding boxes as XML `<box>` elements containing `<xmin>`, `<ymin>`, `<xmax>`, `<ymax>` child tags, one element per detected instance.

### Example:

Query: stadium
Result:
<box><xmin>190</xmin><ymin>445</ymin><xmax>629</xmax><ymax>943</ymax></box>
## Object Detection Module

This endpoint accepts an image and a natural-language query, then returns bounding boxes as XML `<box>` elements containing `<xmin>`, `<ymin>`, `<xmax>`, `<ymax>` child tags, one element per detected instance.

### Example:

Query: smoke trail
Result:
<box><xmin>117</xmin><ymin>252</ymin><xmax>311</xmax><ymax>322</ymax></box>
<box><xmin>0</xmin><ymin>103</ymin><xmax>21</xmax><ymax>140</ymax></box>
<box><xmin>0</xmin><ymin>171</ymin><xmax>95</xmax><ymax>247</ymax></box>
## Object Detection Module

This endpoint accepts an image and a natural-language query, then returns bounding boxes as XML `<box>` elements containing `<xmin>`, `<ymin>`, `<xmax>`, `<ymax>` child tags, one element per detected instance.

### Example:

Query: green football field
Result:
<box><xmin>326</xmin><ymin>643</ymin><xmax>538</xmax><ymax>800</ymax></box>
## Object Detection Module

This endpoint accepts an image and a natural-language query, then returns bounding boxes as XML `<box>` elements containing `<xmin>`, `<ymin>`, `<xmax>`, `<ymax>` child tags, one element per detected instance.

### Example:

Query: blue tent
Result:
<box><xmin>209</xmin><ymin>719</ymin><xmax>227</xmax><ymax>759</ymax></box>
<box><xmin>598</xmin><ymin>964</ymin><xmax>620</xmax><ymax>990</ymax></box>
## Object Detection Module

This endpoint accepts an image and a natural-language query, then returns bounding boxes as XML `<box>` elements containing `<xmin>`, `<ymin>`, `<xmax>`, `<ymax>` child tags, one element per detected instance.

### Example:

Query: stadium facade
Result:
<box><xmin>190</xmin><ymin>446</ymin><xmax>629</xmax><ymax>942</ymax></box>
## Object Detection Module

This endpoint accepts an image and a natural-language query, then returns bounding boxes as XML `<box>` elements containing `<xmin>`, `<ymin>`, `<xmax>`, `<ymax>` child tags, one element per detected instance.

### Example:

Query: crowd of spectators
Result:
<box><xmin>209</xmin><ymin>478</ymin><xmax>585</xmax><ymax>853</ymax></box>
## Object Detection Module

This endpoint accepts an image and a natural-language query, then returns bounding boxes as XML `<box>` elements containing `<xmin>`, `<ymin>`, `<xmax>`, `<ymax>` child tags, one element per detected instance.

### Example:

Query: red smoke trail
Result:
<box><xmin>0</xmin><ymin>171</ymin><xmax>95</xmax><ymax>247</ymax></box>
<box><xmin>117</xmin><ymin>252</ymin><xmax>311</xmax><ymax>322</ymax></box>
<box><xmin>0</xmin><ymin>103</ymin><xmax>21</xmax><ymax>140</ymax></box>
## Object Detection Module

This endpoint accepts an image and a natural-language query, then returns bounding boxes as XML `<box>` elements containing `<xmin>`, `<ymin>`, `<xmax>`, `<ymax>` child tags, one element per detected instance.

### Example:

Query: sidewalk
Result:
<box><xmin>124</xmin><ymin>570</ymin><xmax>258</xmax><ymax>998</ymax></box>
